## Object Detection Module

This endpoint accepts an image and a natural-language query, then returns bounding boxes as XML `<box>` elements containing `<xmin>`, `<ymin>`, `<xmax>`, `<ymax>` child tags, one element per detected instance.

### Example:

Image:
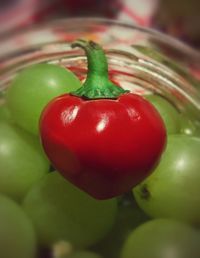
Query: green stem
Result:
<box><xmin>71</xmin><ymin>39</ymin><xmax>129</xmax><ymax>99</ymax></box>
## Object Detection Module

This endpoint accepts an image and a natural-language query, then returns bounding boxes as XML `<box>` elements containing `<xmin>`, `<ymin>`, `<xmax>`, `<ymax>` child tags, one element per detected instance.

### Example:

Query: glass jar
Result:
<box><xmin>1</xmin><ymin>18</ymin><xmax>200</xmax><ymax>118</ymax></box>
<box><xmin>0</xmin><ymin>18</ymin><xmax>200</xmax><ymax>258</ymax></box>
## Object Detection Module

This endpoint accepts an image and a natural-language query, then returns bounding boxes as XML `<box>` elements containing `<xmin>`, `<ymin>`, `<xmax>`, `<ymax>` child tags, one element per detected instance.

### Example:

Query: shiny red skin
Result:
<box><xmin>40</xmin><ymin>93</ymin><xmax>166</xmax><ymax>199</ymax></box>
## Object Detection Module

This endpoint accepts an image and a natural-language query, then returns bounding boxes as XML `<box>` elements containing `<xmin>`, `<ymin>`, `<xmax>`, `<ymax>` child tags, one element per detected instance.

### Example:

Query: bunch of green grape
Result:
<box><xmin>0</xmin><ymin>64</ymin><xmax>117</xmax><ymax>258</ymax></box>
<box><xmin>124</xmin><ymin>94</ymin><xmax>200</xmax><ymax>258</ymax></box>
<box><xmin>1</xmin><ymin>61</ymin><xmax>200</xmax><ymax>258</ymax></box>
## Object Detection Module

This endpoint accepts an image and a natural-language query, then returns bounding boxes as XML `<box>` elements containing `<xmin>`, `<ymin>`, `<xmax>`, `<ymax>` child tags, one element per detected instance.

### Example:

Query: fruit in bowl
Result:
<box><xmin>0</xmin><ymin>35</ymin><xmax>200</xmax><ymax>258</ymax></box>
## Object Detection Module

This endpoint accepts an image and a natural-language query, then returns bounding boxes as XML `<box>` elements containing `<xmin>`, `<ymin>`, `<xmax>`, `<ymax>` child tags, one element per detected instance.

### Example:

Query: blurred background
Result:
<box><xmin>0</xmin><ymin>0</ymin><xmax>200</xmax><ymax>49</ymax></box>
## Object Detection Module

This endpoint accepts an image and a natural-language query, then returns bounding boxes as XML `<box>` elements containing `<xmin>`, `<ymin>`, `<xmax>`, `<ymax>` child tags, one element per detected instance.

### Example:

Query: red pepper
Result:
<box><xmin>40</xmin><ymin>40</ymin><xmax>166</xmax><ymax>199</ymax></box>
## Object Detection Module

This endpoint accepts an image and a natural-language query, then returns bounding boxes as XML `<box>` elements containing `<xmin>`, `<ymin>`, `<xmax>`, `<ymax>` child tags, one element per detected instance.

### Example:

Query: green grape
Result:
<box><xmin>145</xmin><ymin>94</ymin><xmax>180</xmax><ymax>134</ymax></box>
<box><xmin>179</xmin><ymin>113</ymin><xmax>200</xmax><ymax>136</ymax></box>
<box><xmin>121</xmin><ymin>218</ymin><xmax>200</xmax><ymax>258</ymax></box>
<box><xmin>0</xmin><ymin>121</ymin><xmax>49</xmax><ymax>201</ymax></box>
<box><xmin>179</xmin><ymin>114</ymin><xmax>196</xmax><ymax>135</ymax></box>
<box><xmin>6</xmin><ymin>64</ymin><xmax>81</xmax><ymax>134</ymax></box>
<box><xmin>133</xmin><ymin>135</ymin><xmax>200</xmax><ymax>224</ymax></box>
<box><xmin>23</xmin><ymin>172</ymin><xmax>117</xmax><ymax>248</ymax></box>
<box><xmin>92</xmin><ymin>197</ymin><xmax>149</xmax><ymax>258</ymax></box>
<box><xmin>0</xmin><ymin>194</ymin><xmax>37</xmax><ymax>258</ymax></box>
<box><xmin>0</xmin><ymin>103</ymin><xmax>12</xmax><ymax>122</ymax></box>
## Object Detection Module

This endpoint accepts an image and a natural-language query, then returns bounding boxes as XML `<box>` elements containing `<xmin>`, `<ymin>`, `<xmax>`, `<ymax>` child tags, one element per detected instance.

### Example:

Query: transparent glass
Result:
<box><xmin>0</xmin><ymin>18</ymin><xmax>200</xmax><ymax>258</ymax></box>
<box><xmin>1</xmin><ymin>18</ymin><xmax>200</xmax><ymax>118</ymax></box>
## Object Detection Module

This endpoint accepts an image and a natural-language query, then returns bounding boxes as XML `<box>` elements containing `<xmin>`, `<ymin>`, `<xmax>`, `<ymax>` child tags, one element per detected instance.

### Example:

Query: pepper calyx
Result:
<box><xmin>71</xmin><ymin>83</ymin><xmax>128</xmax><ymax>99</ymax></box>
<box><xmin>71</xmin><ymin>39</ymin><xmax>130</xmax><ymax>99</ymax></box>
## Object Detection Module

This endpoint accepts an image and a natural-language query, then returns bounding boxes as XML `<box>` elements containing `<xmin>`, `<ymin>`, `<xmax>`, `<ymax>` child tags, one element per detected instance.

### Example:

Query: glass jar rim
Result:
<box><xmin>0</xmin><ymin>17</ymin><xmax>200</xmax><ymax>61</ymax></box>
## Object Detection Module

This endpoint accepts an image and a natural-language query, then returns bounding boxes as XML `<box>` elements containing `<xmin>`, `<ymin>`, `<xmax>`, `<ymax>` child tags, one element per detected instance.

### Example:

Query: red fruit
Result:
<box><xmin>40</xmin><ymin>40</ymin><xmax>166</xmax><ymax>199</ymax></box>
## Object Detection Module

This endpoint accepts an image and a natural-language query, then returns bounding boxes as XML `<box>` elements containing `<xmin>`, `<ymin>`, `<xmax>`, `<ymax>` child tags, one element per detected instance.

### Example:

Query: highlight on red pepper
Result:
<box><xmin>39</xmin><ymin>39</ymin><xmax>167</xmax><ymax>200</ymax></box>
